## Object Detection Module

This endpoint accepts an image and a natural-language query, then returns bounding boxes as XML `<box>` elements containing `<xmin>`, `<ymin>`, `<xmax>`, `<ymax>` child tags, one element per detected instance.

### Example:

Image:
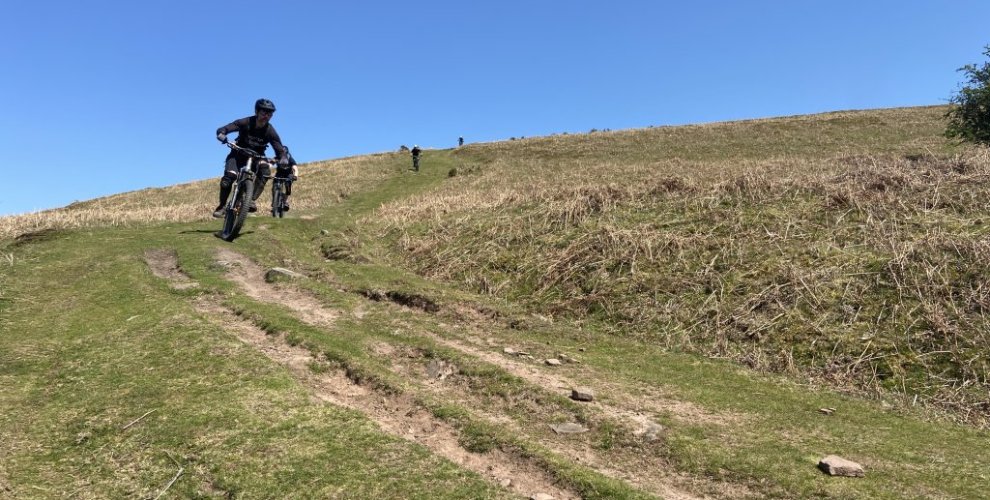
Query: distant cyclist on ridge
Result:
<box><xmin>214</xmin><ymin>98</ymin><xmax>290</xmax><ymax>218</ymax></box>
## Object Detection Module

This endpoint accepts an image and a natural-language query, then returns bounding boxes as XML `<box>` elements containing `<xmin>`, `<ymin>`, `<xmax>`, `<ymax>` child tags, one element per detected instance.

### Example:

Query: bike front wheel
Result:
<box><xmin>221</xmin><ymin>179</ymin><xmax>253</xmax><ymax>241</ymax></box>
<box><xmin>271</xmin><ymin>181</ymin><xmax>285</xmax><ymax>218</ymax></box>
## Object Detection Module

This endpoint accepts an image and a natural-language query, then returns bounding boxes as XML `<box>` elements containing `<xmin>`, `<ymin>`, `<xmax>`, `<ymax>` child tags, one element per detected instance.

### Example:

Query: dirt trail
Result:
<box><xmin>215</xmin><ymin>247</ymin><xmax>337</xmax><ymax>328</ymax></box>
<box><xmin>143</xmin><ymin>249</ymin><xmax>198</xmax><ymax>290</ymax></box>
<box><xmin>206</xmin><ymin>249</ymin><xmax>731</xmax><ymax>500</ymax></box>
<box><xmin>144</xmin><ymin>247</ymin><xmax>577</xmax><ymax>500</ymax></box>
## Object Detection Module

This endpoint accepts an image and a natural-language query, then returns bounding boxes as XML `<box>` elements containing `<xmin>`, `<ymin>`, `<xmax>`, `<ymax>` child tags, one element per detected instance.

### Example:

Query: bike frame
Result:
<box><xmin>218</xmin><ymin>142</ymin><xmax>275</xmax><ymax>240</ymax></box>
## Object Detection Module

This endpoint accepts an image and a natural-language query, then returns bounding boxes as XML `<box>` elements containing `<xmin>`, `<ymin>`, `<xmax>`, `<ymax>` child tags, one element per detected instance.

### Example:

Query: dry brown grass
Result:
<box><xmin>0</xmin><ymin>154</ymin><xmax>395</xmax><ymax>241</ymax></box>
<box><xmin>371</xmin><ymin>107</ymin><xmax>990</xmax><ymax>427</ymax></box>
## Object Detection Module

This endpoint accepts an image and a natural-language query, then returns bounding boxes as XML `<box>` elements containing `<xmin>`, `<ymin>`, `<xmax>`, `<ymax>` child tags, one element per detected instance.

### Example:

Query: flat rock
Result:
<box><xmin>818</xmin><ymin>455</ymin><xmax>865</xmax><ymax>477</ymax></box>
<box><xmin>426</xmin><ymin>359</ymin><xmax>456</xmax><ymax>380</ymax></box>
<box><xmin>265</xmin><ymin>267</ymin><xmax>305</xmax><ymax>282</ymax></box>
<box><xmin>570</xmin><ymin>387</ymin><xmax>594</xmax><ymax>402</ymax></box>
<box><xmin>545</xmin><ymin>359</ymin><xmax>562</xmax><ymax>366</ymax></box>
<box><xmin>550</xmin><ymin>423</ymin><xmax>589</xmax><ymax>435</ymax></box>
<box><xmin>634</xmin><ymin>422</ymin><xmax>665</xmax><ymax>442</ymax></box>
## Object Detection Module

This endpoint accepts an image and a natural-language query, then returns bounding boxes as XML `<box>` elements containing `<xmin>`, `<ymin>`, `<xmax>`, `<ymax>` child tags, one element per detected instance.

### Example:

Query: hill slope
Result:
<box><xmin>2</xmin><ymin>106</ymin><xmax>989</xmax><ymax>499</ymax></box>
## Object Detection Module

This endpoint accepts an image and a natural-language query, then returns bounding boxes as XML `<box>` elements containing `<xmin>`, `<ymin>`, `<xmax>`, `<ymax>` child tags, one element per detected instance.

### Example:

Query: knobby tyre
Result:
<box><xmin>271</xmin><ymin>181</ymin><xmax>284</xmax><ymax>218</ymax></box>
<box><xmin>220</xmin><ymin>184</ymin><xmax>239</xmax><ymax>240</ymax></box>
<box><xmin>226</xmin><ymin>178</ymin><xmax>253</xmax><ymax>241</ymax></box>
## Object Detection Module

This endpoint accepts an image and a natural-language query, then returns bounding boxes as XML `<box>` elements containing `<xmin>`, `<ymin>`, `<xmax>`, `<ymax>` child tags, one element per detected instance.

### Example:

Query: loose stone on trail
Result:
<box><xmin>550</xmin><ymin>423</ymin><xmax>589</xmax><ymax>435</ymax></box>
<box><xmin>265</xmin><ymin>267</ymin><xmax>305</xmax><ymax>282</ymax></box>
<box><xmin>818</xmin><ymin>455</ymin><xmax>865</xmax><ymax>477</ymax></box>
<box><xmin>545</xmin><ymin>359</ymin><xmax>562</xmax><ymax>366</ymax></box>
<box><xmin>634</xmin><ymin>422</ymin><xmax>665</xmax><ymax>442</ymax></box>
<box><xmin>426</xmin><ymin>359</ymin><xmax>456</xmax><ymax>380</ymax></box>
<box><xmin>570</xmin><ymin>387</ymin><xmax>594</xmax><ymax>402</ymax></box>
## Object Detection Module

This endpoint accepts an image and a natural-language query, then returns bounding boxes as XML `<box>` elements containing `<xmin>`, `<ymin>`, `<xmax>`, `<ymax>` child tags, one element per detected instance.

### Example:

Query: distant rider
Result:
<box><xmin>274</xmin><ymin>146</ymin><xmax>299</xmax><ymax>211</ymax></box>
<box><xmin>214</xmin><ymin>98</ymin><xmax>289</xmax><ymax>218</ymax></box>
<box><xmin>411</xmin><ymin>145</ymin><xmax>421</xmax><ymax>172</ymax></box>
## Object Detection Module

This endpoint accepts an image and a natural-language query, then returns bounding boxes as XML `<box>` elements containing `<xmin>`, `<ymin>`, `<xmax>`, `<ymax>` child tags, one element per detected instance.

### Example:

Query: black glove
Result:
<box><xmin>278</xmin><ymin>157</ymin><xmax>289</xmax><ymax>167</ymax></box>
<box><xmin>217</xmin><ymin>132</ymin><xmax>227</xmax><ymax>144</ymax></box>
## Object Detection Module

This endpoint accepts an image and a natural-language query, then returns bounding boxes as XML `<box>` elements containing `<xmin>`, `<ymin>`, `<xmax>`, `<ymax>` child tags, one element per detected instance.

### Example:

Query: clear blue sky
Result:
<box><xmin>3</xmin><ymin>1</ymin><xmax>989</xmax><ymax>216</ymax></box>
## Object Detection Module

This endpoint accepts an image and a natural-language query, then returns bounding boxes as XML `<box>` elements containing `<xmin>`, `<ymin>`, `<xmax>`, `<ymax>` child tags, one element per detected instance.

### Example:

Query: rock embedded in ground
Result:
<box><xmin>426</xmin><ymin>359</ymin><xmax>456</xmax><ymax>380</ymax></box>
<box><xmin>264</xmin><ymin>267</ymin><xmax>305</xmax><ymax>282</ymax></box>
<box><xmin>570</xmin><ymin>387</ymin><xmax>594</xmax><ymax>402</ymax></box>
<box><xmin>818</xmin><ymin>455</ymin><xmax>865</xmax><ymax>477</ymax></box>
<box><xmin>545</xmin><ymin>359</ymin><xmax>562</xmax><ymax>366</ymax></box>
<box><xmin>550</xmin><ymin>423</ymin><xmax>589</xmax><ymax>435</ymax></box>
<box><xmin>634</xmin><ymin>422</ymin><xmax>665</xmax><ymax>442</ymax></box>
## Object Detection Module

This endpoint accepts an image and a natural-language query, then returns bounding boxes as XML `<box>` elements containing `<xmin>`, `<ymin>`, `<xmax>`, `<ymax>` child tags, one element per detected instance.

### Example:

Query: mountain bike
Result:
<box><xmin>217</xmin><ymin>142</ymin><xmax>274</xmax><ymax>241</ymax></box>
<box><xmin>269</xmin><ymin>173</ymin><xmax>294</xmax><ymax>218</ymax></box>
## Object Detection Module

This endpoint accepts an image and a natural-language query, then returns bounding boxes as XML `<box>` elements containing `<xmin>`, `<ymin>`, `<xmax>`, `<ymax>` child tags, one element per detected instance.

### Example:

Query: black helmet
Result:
<box><xmin>255</xmin><ymin>98</ymin><xmax>276</xmax><ymax>112</ymax></box>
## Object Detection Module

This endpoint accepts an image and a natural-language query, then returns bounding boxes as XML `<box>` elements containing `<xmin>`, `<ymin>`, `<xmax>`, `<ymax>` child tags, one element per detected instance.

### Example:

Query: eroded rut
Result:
<box><xmin>145</xmin><ymin>248</ymin><xmax>575</xmax><ymax>500</ymax></box>
<box><xmin>207</xmin><ymin>249</ymin><xmax>723</xmax><ymax>500</ymax></box>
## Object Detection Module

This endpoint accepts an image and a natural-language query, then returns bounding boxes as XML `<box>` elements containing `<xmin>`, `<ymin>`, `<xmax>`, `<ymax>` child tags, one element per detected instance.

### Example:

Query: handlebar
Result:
<box><xmin>225</xmin><ymin>141</ymin><xmax>275</xmax><ymax>162</ymax></box>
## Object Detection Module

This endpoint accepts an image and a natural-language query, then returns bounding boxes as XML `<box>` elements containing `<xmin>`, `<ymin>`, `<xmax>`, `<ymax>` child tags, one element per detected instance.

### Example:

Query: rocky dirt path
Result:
<box><xmin>145</xmin><ymin>247</ymin><xmax>577</xmax><ymax>500</ymax></box>
<box><xmin>207</xmin><ymin>249</ymin><xmax>739</xmax><ymax>500</ymax></box>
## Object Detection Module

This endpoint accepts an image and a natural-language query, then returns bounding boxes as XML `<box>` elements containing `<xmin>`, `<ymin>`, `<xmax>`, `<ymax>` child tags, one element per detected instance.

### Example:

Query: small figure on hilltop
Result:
<box><xmin>214</xmin><ymin>98</ymin><xmax>290</xmax><ymax>218</ymax></box>
<box><xmin>458</xmin><ymin>136</ymin><xmax>464</xmax><ymax>147</ymax></box>
<box><xmin>411</xmin><ymin>145</ymin><xmax>421</xmax><ymax>172</ymax></box>
<box><xmin>275</xmin><ymin>146</ymin><xmax>299</xmax><ymax>211</ymax></box>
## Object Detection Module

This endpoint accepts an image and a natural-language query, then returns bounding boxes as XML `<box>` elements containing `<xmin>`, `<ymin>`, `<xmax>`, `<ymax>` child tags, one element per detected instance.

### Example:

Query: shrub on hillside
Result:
<box><xmin>946</xmin><ymin>45</ymin><xmax>990</xmax><ymax>146</ymax></box>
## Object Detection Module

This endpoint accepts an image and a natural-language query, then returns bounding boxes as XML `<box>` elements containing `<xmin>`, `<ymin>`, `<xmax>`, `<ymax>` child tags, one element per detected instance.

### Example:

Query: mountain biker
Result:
<box><xmin>274</xmin><ymin>146</ymin><xmax>299</xmax><ymax>211</ymax></box>
<box><xmin>411</xmin><ymin>145</ymin><xmax>421</xmax><ymax>172</ymax></box>
<box><xmin>213</xmin><ymin>98</ymin><xmax>289</xmax><ymax>218</ymax></box>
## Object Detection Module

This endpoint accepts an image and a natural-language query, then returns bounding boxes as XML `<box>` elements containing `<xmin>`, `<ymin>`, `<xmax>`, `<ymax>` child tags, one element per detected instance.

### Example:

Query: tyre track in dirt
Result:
<box><xmin>207</xmin><ymin>249</ymin><xmax>734</xmax><ymax>500</ymax></box>
<box><xmin>145</xmin><ymin>247</ymin><xmax>578</xmax><ymax>500</ymax></box>
<box><xmin>156</xmin><ymin>248</ymin><xmax>580</xmax><ymax>499</ymax></box>
<box><xmin>376</xmin><ymin>325</ymin><xmax>729</xmax><ymax>500</ymax></box>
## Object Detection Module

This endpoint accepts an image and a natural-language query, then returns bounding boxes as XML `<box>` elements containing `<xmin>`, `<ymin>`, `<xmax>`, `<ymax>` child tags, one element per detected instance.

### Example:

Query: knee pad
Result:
<box><xmin>257</xmin><ymin>163</ymin><xmax>271</xmax><ymax>178</ymax></box>
<box><xmin>220</xmin><ymin>171</ymin><xmax>237</xmax><ymax>188</ymax></box>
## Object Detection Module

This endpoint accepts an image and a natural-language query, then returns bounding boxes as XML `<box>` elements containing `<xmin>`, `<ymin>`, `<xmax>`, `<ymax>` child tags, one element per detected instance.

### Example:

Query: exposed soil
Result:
<box><xmin>204</xmin><ymin>248</ymin><xmax>577</xmax><ymax>499</ymax></box>
<box><xmin>146</xmin><ymin>247</ymin><xmax>756</xmax><ymax>499</ymax></box>
<box><xmin>209</xmin><ymin>250</ymin><xmax>730</xmax><ymax>499</ymax></box>
<box><xmin>143</xmin><ymin>248</ymin><xmax>198</xmax><ymax>290</ymax></box>
<box><xmin>214</xmin><ymin>247</ymin><xmax>337</xmax><ymax>328</ymax></box>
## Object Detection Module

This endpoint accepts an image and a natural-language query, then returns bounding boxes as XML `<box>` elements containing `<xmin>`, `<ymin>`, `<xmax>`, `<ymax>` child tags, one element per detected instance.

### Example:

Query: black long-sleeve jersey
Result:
<box><xmin>217</xmin><ymin>116</ymin><xmax>287</xmax><ymax>159</ymax></box>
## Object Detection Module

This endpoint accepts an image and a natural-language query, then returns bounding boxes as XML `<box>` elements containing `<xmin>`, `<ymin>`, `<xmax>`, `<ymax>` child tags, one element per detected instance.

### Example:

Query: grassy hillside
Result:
<box><xmin>2</xmin><ymin>106</ymin><xmax>989</xmax><ymax>499</ymax></box>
